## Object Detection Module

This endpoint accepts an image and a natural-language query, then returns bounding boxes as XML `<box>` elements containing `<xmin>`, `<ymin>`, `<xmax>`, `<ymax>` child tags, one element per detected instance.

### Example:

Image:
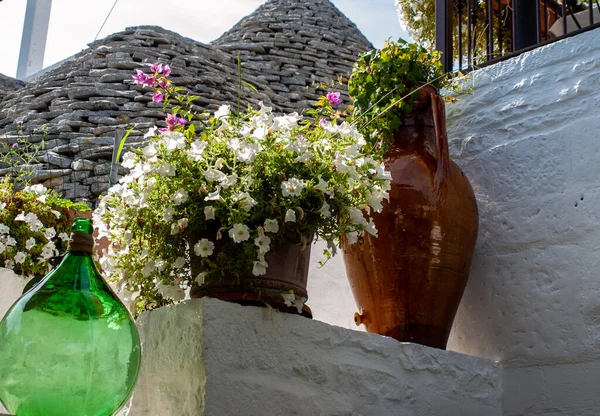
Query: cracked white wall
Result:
<box><xmin>446</xmin><ymin>27</ymin><xmax>600</xmax><ymax>416</ymax></box>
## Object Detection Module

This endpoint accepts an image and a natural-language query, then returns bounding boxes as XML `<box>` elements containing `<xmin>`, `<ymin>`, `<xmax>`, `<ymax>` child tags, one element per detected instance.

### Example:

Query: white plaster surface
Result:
<box><xmin>0</xmin><ymin>268</ymin><xmax>30</xmax><ymax>322</ymax></box>
<box><xmin>307</xmin><ymin>240</ymin><xmax>364</xmax><ymax>332</ymax></box>
<box><xmin>0</xmin><ymin>268</ymin><xmax>30</xmax><ymax>415</ymax></box>
<box><xmin>129</xmin><ymin>298</ymin><xmax>502</xmax><ymax>416</ymax></box>
<box><xmin>445</xmin><ymin>27</ymin><xmax>600</xmax><ymax>415</ymax></box>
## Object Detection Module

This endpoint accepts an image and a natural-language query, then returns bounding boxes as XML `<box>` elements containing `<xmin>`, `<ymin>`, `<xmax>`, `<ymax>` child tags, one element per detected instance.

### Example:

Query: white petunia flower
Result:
<box><xmin>44</xmin><ymin>227</ymin><xmax>56</xmax><ymax>240</ymax></box>
<box><xmin>0</xmin><ymin>242</ymin><xmax>6</xmax><ymax>254</ymax></box>
<box><xmin>121</xmin><ymin>152</ymin><xmax>137</xmax><ymax>169</ymax></box>
<box><xmin>0</xmin><ymin>202</ymin><xmax>6</xmax><ymax>210</ymax></box>
<box><xmin>317</xmin><ymin>175</ymin><xmax>333</xmax><ymax>194</ymax></box>
<box><xmin>163</xmin><ymin>131</ymin><xmax>186</xmax><ymax>150</ymax></box>
<box><xmin>227</xmin><ymin>137</ymin><xmax>242</xmax><ymax>152</ymax></box>
<box><xmin>173</xmin><ymin>189</ymin><xmax>189</xmax><ymax>205</ymax></box>
<box><xmin>58</xmin><ymin>232</ymin><xmax>70</xmax><ymax>241</ymax></box>
<box><xmin>252</xmin><ymin>260</ymin><xmax>268</xmax><ymax>276</ymax></box>
<box><xmin>194</xmin><ymin>239</ymin><xmax>215</xmax><ymax>257</ymax></box>
<box><xmin>187</xmin><ymin>140</ymin><xmax>208</xmax><ymax>161</ymax></box>
<box><xmin>214</xmin><ymin>158</ymin><xmax>225</xmax><ymax>169</ymax></box>
<box><xmin>203</xmin><ymin>168</ymin><xmax>227</xmax><ymax>182</ymax></box>
<box><xmin>228</xmin><ymin>224</ymin><xmax>250</xmax><ymax>243</ymax></box>
<box><xmin>281</xmin><ymin>293</ymin><xmax>295</xmax><ymax>307</ymax></box>
<box><xmin>347</xmin><ymin>207</ymin><xmax>368</xmax><ymax>227</ymax></box>
<box><xmin>232</xmin><ymin>192</ymin><xmax>256</xmax><ymax>212</ymax></box>
<box><xmin>205</xmin><ymin>187</ymin><xmax>222</xmax><ymax>202</ymax></box>
<box><xmin>294</xmin><ymin>151</ymin><xmax>312</xmax><ymax>163</ymax></box>
<box><xmin>156</xmin><ymin>283</ymin><xmax>185</xmax><ymax>301</ymax></box>
<box><xmin>273</xmin><ymin>113</ymin><xmax>302</xmax><ymax>131</ymax></box>
<box><xmin>25</xmin><ymin>237</ymin><xmax>36</xmax><ymax>250</ymax></box>
<box><xmin>163</xmin><ymin>206</ymin><xmax>174</xmax><ymax>222</ymax></box>
<box><xmin>345</xmin><ymin>231</ymin><xmax>359</xmax><ymax>244</ymax></box>
<box><xmin>204</xmin><ymin>206</ymin><xmax>215</xmax><ymax>220</ymax></box>
<box><xmin>320</xmin><ymin>202</ymin><xmax>331</xmax><ymax>218</ymax></box>
<box><xmin>214</xmin><ymin>104</ymin><xmax>230</xmax><ymax>120</ymax></box>
<box><xmin>221</xmin><ymin>173</ymin><xmax>238</xmax><ymax>189</ymax></box>
<box><xmin>154</xmin><ymin>258</ymin><xmax>167</xmax><ymax>272</ymax></box>
<box><xmin>158</xmin><ymin>162</ymin><xmax>176</xmax><ymax>177</ymax></box>
<box><xmin>292</xmin><ymin>297</ymin><xmax>307</xmax><ymax>314</ymax></box>
<box><xmin>254</xmin><ymin>235</ymin><xmax>271</xmax><ymax>253</ymax></box>
<box><xmin>144</xmin><ymin>127</ymin><xmax>158</xmax><ymax>138</ymax></box>
<box><xmin>0</xmin><ymin>224</ymin><xmax>9</xmax><ymax>234</ymax></box>
<box><xmin>50</xmin><ymin>210</ymin><xmax>61</xmax><ymax>219</ymax></box>
<box><xmin>237</xmin><ymin>143</ymin><xmax>262</xmax><ymax>163</ymax></box>
<box><xmin>5</xmin><ymin>236</ymin><xmax>17</xmax><ymax>246</ymax></box>
<box><xmin>4</xmin><ymin>259</ymin><xmax>14</xmax><ymax>269</ymax></box>
<box><xmin>365</xmin><ymin>220</ymin><xmax>378</xmax><ymax>237</ymax></box>
<box><xmin>264</xmin><ymin>219</ymin><xmax>279</xmax><ymax>233</ymax></box>
<box><xmin>285</xmin><ymin>209</ymin><xmax>296</xmax><ymax>223</ymax></box>
<box><xmin>172</xmin><ymin>257</ymin><xmax>186</xmax><ymax>269</ymax></box>
<box><xmin>14</xmin><ymin>251</ymin><xmax>27</xmax><ymax>264</ymax></box>
<box><xmin>39</xmin><ymin>246</ymin><xmax>54</xmax><ymax>261</ymax></box>
<box><xmin>142</xmin><ymin>143</ymin><xmax>157</xmax><ymax>158</ymax></box>
<box><xmin>141</xmin><ymin>261</ymin><xmax>155</xmax><ymax>277</ymax></box>
<box><xmin>27</xmin><ymin>184</ymin><xmax>47</xmax><ymax>195</ymax></box>
<box><xmin>15</xmin><ymin>212</ymin><xmax>29</xmax><ymax>222</ymax></box>
<box><xmin>289</xmin><ymin>136</ymin><xmax>310</xmax><ymax>154</ymax></box>
<box><xmin>196</xmin><ymin>272</ymin><xmax>206</xmax><ymax>285</ymax></box>
<box><xmin>170</xmin><ymin>218</ymin><xmax>188</xmax><ymax>235</ymax></box>
<box><xmin>251</xmin><ymin>127</ymin><xmax>268</xmax><ymax>141</ymax></box>
<box><xmin>281</xmin><ymin>177</ymin><xmax>304</xmax><ymax>197</ymax></box>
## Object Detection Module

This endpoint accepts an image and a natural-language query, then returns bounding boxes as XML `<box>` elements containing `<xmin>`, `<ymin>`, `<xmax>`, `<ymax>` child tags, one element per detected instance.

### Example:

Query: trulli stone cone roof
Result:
<box><xmin>0</xmin><ymin>0</ymin><xmax>372</xmax><ymax>202</ymax></box>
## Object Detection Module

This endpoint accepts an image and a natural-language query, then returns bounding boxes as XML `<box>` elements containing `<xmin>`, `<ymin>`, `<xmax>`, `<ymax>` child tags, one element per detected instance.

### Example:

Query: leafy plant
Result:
<box><xmin>94</xmin><ymin>64</ymin><xmax>392</xmax><ymax>315</ymax></box>
<box><xmin>0</xmin><ymin>123</ymin><xmax>89</xmax><ymax>278</ymax></box>
<box><xmin>348</xmin><ymin>39</ymin><xmax>452</xmax><ymax>152</ymax></box>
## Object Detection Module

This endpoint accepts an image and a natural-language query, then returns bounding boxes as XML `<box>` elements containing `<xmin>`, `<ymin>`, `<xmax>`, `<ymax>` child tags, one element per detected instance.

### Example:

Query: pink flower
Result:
<box><xmin>149</xmin><ymin>62</ymin><xmax>163</xmax><ymax>74</ymax></box>
<box><xmin>162</xmin><ymin>64</ymin><xmax>171</xmax><ymax>77</ymax></box>
<box><xmin>319</xmin><ymin>118</ymin><xmax>329</xmax><ymax>127</ymax></box>
<box><xmin>165</xmin><ymin>114</ymin><xmax>186</xmax><ymax>131</ymax></box>
<box><xmin>145</xmin><ymin>75</ymin><xmax>156</xmax><ymax>87</ymax></box>
<box><xmin>326</xmin><ymin>91</ymin><xmax>343</xmax><ymax>107</ymax></box>
<box><xmin>15</xmin><ymin>120</ymin><xmax>23</xmax><ymax>126</ymax></box>
<box><xmin>152</xmin><ymin>90</ymin><xmax>164</xmax><ymax>103</ymax></box>
<box><xmin>132</xmin><ymin>69</ymin><xmax>149</xmax><ymax>85</ymax></box>
<box><xmin>158</xmin><ymin>78</ymin><xmax>170</xmax><ymax>89</ymax></box>
<box><xmin>132</xmin><ymin>70</ymin><xmax>156</xmax><ymax>87</ymax></box>
<box><xmin>12</xmin><ymin>143</ymin><xmax>18</xmax><ymax>149</ymax></box>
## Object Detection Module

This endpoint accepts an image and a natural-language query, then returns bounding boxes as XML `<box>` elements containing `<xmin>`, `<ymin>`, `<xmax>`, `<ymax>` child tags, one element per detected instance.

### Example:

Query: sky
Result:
<box><xmin>0</xmin><ymin>0</ymin><xmax>409</xmax><ymax>79</ymax></box>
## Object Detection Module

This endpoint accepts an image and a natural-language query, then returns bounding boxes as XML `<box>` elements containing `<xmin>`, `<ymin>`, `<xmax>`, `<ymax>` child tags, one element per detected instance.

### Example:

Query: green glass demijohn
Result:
<box><xmin>0</xmin><ymin>218</ymin><xmax>141</xmax><ymax>416</ymax></box>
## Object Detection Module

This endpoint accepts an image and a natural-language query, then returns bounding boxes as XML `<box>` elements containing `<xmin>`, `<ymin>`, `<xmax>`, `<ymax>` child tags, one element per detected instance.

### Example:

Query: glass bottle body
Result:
<box><xmin>0</xmin><ymin>248</ymin><xmax>141</xmax><ymax>416</ymax></box>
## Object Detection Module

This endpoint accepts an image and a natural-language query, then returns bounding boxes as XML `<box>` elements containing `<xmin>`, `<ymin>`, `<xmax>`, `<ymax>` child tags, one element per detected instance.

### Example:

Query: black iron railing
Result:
<box><xmin>436</xmin><ymin>0</ymin><xmax>600</xmax><ymax>72</ymax></box>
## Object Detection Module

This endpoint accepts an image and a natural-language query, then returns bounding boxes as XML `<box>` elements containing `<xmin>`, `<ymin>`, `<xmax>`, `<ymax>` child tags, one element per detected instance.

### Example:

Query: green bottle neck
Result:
<box><xmin>49</xmin><ymin>251</ymin><xmax>101</xmax><ymax>291</ymax></box>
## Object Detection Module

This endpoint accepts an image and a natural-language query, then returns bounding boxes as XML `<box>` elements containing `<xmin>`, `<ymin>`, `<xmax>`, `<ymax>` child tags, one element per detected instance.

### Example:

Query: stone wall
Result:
<box><xmin>0</xmin><ymin>0</ymin><xmax>372</xmax><ymax>204</ymax></box>
<box><xmin>446</xmin><ymin>27</ymin><xmax>600</xmax><ymax>415</ymax></box>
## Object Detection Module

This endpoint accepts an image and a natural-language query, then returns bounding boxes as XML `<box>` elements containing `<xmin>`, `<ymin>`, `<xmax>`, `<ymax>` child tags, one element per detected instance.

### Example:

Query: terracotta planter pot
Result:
<box><xmin>190</xmin><ymin>236</ymin><xmax>313</xmax><ymax>318</ymax></box>
<box><xmin>342</xmin><ymin>88</ymin><xmax>478</xmax><ymax>349</ymax></box>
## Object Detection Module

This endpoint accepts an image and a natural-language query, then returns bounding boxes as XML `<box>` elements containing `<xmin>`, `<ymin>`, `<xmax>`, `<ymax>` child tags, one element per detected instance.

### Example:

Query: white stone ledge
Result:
<box><xmin>129</xmin><ymin>298</ymin><xmax>502</xmax><ymax>416</ymax></box>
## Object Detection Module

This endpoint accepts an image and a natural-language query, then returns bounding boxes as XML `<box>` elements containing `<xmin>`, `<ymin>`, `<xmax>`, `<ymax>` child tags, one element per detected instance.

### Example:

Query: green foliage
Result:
<box><xmin>348</xmin><ymin>39</ymin><xmax>451</xmax><ymax>151</ymax></box>
<box><xmin>0</xmin><ymin>124</ymin><xmax>89</xmax><ymax>278</ymax></box>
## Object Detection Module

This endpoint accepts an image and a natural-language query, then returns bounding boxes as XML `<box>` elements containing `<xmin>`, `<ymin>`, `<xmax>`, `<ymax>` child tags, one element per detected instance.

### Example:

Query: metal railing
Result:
<box><xmin>436</xmin><ymin>0</ymin><xmax>600</xmax><ymax>72</ymax></box>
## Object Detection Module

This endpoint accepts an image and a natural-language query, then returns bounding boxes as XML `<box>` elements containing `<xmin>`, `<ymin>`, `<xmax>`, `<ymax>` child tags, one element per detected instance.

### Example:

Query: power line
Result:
<box><xmin>94</xmin><ymin>0</ymin><xmax>120</xmax><ymax>41</ymax></box>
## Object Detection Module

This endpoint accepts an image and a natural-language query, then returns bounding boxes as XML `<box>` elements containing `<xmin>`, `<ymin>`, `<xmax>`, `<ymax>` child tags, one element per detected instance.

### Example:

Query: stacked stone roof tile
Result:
<box><xmin>0</xmin><ymin>0</ymin><xmax>372</xmax><ymax>202</ymax></box>
<box><xmin>0</xmin><ymin>74</ymin><xmax>26</xmax><ymax>102</ymax></box>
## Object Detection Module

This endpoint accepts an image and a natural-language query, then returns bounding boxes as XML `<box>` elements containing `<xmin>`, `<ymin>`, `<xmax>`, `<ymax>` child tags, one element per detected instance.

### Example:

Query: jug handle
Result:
<box><xmin>431</xmin><ymin>93</ymin><xmax>450</xmax><ymax>204</ymax></box>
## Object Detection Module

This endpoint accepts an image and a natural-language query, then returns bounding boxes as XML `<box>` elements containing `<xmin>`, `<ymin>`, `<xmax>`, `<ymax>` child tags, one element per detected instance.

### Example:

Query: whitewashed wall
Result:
<box><xmin>446</xmin><ymin>27</ymin><xmax>600</xmax><ymax>415</ymax></box>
